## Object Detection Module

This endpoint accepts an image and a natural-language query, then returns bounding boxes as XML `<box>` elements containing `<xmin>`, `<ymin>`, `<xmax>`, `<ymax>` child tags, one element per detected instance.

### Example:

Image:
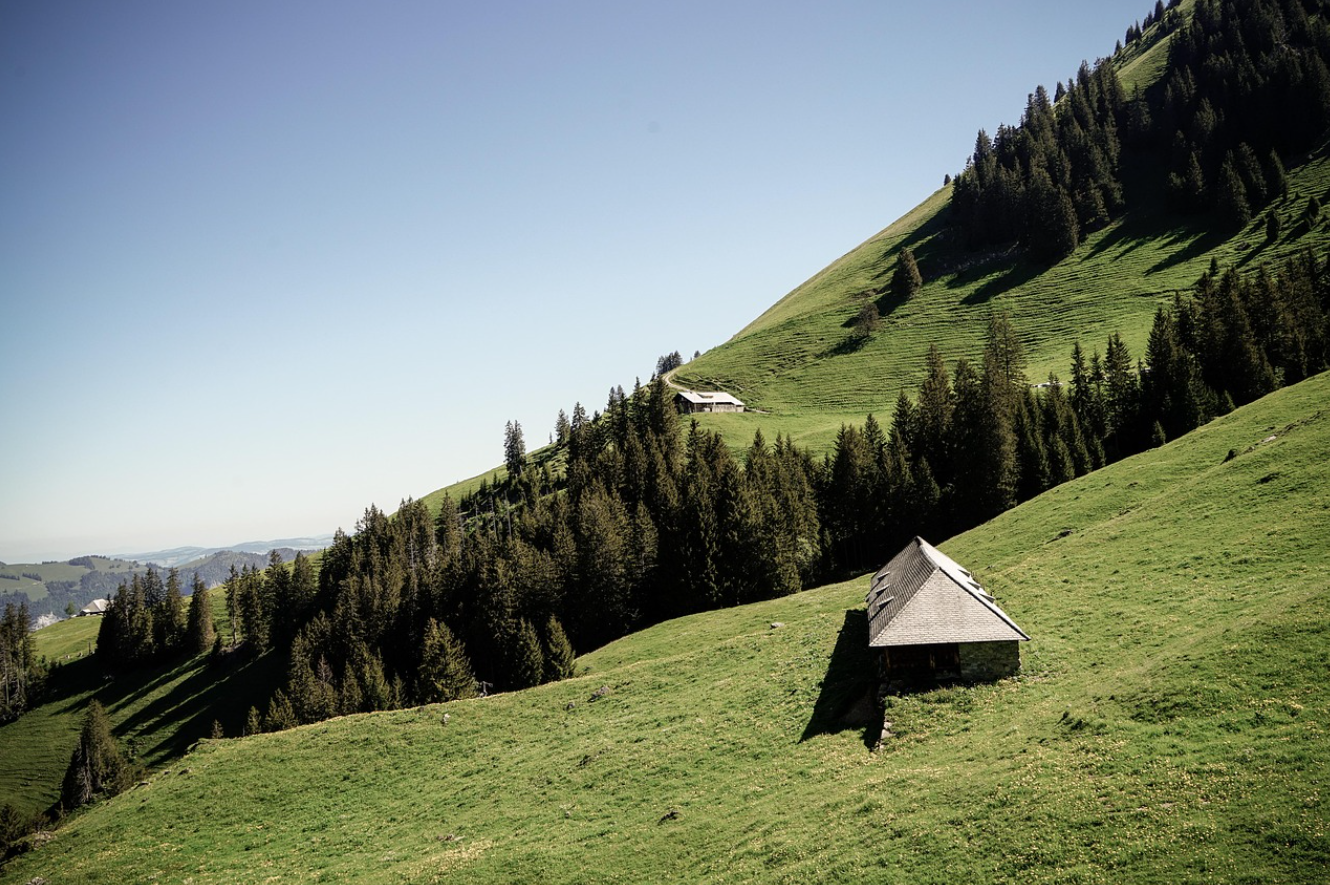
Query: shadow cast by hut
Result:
<box><xmin>800</xmin><ymin>609</ymin><xmax>880</xmax><ymax>749</ymax></box>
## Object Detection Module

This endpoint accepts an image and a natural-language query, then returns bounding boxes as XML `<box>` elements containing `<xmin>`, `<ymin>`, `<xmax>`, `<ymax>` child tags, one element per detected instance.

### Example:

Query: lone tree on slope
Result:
<box><xmin>891</xmin><ymin>247</ymin><xmax>923</xmax><ymax>300</ymax></box>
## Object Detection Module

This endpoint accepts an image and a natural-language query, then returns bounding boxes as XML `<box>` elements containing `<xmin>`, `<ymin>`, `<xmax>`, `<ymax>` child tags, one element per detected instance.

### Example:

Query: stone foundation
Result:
<box><xmin>957</xmin><ymin>640</ymin><xmax>1021</xmax><ymax>681</ymax></box>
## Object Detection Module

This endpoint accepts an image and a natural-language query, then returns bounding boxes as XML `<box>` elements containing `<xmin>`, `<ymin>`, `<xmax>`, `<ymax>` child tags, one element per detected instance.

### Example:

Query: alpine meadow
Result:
<box><xmin>3</xmin><ymin>0</ymin><xmax>1330</xmax><ymax>882</ymax></box>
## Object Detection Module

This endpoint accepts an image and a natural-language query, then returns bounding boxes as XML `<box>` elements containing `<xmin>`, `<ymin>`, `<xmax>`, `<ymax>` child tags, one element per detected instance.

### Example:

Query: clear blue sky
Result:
<box><xmin>1</xmin><ymin>0</ymin><xmax>1150</xmax><ymax>562</ymax></box>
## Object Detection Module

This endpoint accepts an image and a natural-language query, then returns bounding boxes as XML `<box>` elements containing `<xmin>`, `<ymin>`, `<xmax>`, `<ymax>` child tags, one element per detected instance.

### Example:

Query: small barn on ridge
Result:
<box><xmin>78</xmin><ymin>598</ymin><xmax>111</xmax><ymax>617</ymax></box>
<box><xmin>674</xmin><ymin>390</ymin><xmax>745</xmax><ymax>414</ymax></box>
<box><xmin>866</xmin><ymin>537</ymin><xmax>1028</xmax><ymax>686</ymax></box>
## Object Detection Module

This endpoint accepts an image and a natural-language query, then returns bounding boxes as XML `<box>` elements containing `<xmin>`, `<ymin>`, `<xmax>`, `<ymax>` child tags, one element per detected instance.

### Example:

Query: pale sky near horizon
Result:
<box><xmin>2</xmin><ymin>0</ymin><xmax>1151</xmax><ymax>563</ymax></box>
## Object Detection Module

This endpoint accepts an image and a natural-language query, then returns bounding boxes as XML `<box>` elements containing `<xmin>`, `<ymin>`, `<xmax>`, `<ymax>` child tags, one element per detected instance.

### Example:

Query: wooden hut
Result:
<box><xmin>866</xmin><ymin>537</ymin><xmax>1028</xmax><ymax>686</ymax></box>
<box><xmin>674</xmin><ymin>390</ymin><xmax>745</xmax><ymax>414</ymax></box>
<box><xmin>77</xmin><ymin>598</ymin><xmax>111</xmax><ymax>617</ymax></box>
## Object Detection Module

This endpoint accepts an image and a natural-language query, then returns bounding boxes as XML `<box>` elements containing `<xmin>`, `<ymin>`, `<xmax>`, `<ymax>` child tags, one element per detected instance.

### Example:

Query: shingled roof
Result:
<box><xmin>866</xmin><ymin>537</ymin><xmax>1029</xmax><ymax>647</ymax></box>
<box><xmin>674</xmin><ymin>390</ymin><xmax>744</xmax><ymax>407</ymax></box>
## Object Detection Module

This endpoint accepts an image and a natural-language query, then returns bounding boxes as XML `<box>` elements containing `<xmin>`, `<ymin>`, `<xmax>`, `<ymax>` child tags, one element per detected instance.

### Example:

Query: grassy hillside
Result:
<box><xmin>0</xmin><ymin>556</ymin><xmax>140</xmax><ymax>607</ymax></box>
<box><xmin>6</xmin><ymin>373</ymin><xmax>1325</xmax><ymax>883</ymax></box>
<box><xmin>0</xmin><ymin>592</ymin><xmax>279</xmax><ymax>819</ymax></box>
<box><xmin>672</xmin><ymin>145</ymin><xmax>1330</xmax><ymax>458</ymax></box>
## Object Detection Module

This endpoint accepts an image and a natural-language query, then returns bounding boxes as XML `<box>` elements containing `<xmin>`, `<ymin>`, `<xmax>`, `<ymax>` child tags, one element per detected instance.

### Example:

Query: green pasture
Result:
<box><xmin>0</xmin><ymin>591</ymin><xmax>276</xmax><ymax>820</ymax></box>
<box><xmin>5</xmin><ymin>373</ymin><xmax>1325</xmax><ymax>883</ymax></box>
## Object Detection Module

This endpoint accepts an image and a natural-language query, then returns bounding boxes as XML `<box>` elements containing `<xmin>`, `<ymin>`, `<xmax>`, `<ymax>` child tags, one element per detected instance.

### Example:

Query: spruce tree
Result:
<box><xmin>915</xmin><ymin>345</ymin><xmax>954</xmax><ymax>488</ymax></box>
<box><xmin>263</xmin><ymin>689</ymin><xmax>298</xmax><ymax>732</ymax></box>
<box><xmin>1151</xmin><ymin>421</ymin><xmax>1167</xmax><ymax>447</ymax></box>
<box><xmin>1215</xmin><ymin>156</ymin><xmax>1251</xmax><ymax>229</ymax></box>
<box><xmin>890</xmin><ymin>247</ymin><xmax>923</xmax><ymax>300</ymax></box>
<box><xmin>503</xmin><ymin>420</ymin><xmax>527</xmax><ymax>478</ymax></box>
<box><xmin>951</xmin><ymin>358</ymin><xmax>1017</xmax><ymax>522</ymax></box>
<box><xmin>1265</xmin><ymin>150</ymin><xmax>1288</xmax><ymax>201</ymax></box>
<box><xmin>418</xmin><ymin>618</ymin><xmax>476</xmax><ymax>703</ymax></box>
<box><xmin>282</xmin><ymin>552</ymin><xmax>317</xmax><ymax>645</ymax></box>
<box><xmin>1102</xmin><ymin>334</ymin><xmax>1141</xmax><ymax>455</ymax></box>
<box><xmin>542</xmin><ymin>616</ymin><xmax>575</xmax><ymax>682</ymax></box>
<box><xmin>0</xmin><ymin>602</ymin><xmax>37</xmax><ymax>723</ymax></box>
<box><xmin>852</xmin><ymin>302</ymin><xmax>881</xmax><ymax>337</ymax></box>
<box><xmin>573</xmin><ymin>483</ymin><xmax>635</xmax><ymax>643</ymax></box>
<box><xmin>224</xmin><ymin>564</ymin><xmax>241</xmax><ymax>648</ymax></box>
<box><xmin>507</xmin><ymin>619</ymin><xmax>545</xmax><ymax>691</ymax></box>
<box><xmin>185</xmin><ymin>577</ymin><xmax>214</xmax><ymax>656</ymax></box>
<box><xmin>61</xmin><ymin>701</ymin><xmax>132</xmax><ymax>809</ymax></box>
<box><xmin>155</xmin><ymin>567</ymin><xmax>186</xmax><ymax>657</ymax></box>
<box><xmin>1013</xmin><ymin>392</ymin><xmax>1050</xmax><ymax>501</ymax></box>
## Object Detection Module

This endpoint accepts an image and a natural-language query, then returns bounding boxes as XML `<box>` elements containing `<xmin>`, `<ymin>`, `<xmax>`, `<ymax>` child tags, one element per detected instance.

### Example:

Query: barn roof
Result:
<box><xmin>79</xmin><ymin>598</ymin><xmax>111</xmax><ymax>615</ymax></box>
<box><xmin>675</xmin><ymin>389</ymin><xmax>744</xmax><ymax>406</ymax></box>
<box><xmin>866</xmin><ymin>537</ymin><xmax>1029</xmax><ymax>647</ymax></box>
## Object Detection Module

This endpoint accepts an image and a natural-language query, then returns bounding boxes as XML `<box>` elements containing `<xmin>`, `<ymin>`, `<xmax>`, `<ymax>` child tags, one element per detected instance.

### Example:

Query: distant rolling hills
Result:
<box><xmin>1</xmin><ymin>539</ymin><xmax>329</xmax><ymax>623</ymax></box>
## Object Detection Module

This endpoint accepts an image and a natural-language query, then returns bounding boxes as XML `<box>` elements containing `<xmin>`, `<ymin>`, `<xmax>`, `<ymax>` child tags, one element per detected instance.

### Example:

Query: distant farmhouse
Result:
<box><xmin>78</xmin><ymin>598</ymin><xmax>111</xmax><ymax>617</ymax></box>
<box><xmin>866</xmin><ymin>537</ymin><xmax>1028</xmax><ymax>686</ymax></box>
<box><xmin>675</xmin><ymin>390</ymin><xmax>745</xmax><ymax>414</ymax></box>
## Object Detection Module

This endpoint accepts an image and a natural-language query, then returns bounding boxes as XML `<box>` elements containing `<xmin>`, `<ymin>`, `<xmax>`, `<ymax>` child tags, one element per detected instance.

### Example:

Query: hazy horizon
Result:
<box><xmin>2</xmin><ymin>0</ymin><xmax>1150</xmax><ymax>562</ymax></box>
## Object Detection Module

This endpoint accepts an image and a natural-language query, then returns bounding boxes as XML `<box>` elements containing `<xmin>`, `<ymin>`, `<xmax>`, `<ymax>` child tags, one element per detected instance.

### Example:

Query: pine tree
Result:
<box><xmin>185</xmin><ymin>577</ymin><xmax>214</xmax><ymax>656</ymax></box>
<box><xmin>0</xmin><ymin>602</ymin><xmax>38</xmax><ymax>723</ymax></box>
<box><xmin>915</xmin><ymin>344</ymin><xmax>954</xmax><ymax>487</ymax></box>
<box><xmin>1102</xmin><ymin>334</ymin><xmax>1141</xmax><ymax>455</ymax></box>
<box><xmin>852</xmin><ymin>301</ymin><xmax>881</xmax><ymax>337</ymax></box>
<box><xmin>951</xmin><ymin>358</ymin><xmax>1017</xmax><ymax>522</ymax></box>
<box><xmin>1214</xmin><ymin>156</ymin><xmax>1252</xmax><ymax>229</ymax></box>
<box><xmin>282</xmin><ymin>552</ymin><xmax>317</xmax><ymax>645</ymax></box>
<box><xmin>890</xmin><ymin>247</ymin><xmax>923</xmax><ymax>300</ymax></box>
<box><xmin>1265</xmin><ymin>150</ymin><xmax>1288</xmax><ymax>201</ymax></box>
<box><xmin>61</xmin><ymin>701</ymin><xmax>132</xmax><ymax>809</ymax></box>
<box><xmin>245</xmin><ymin>706</ymin><xmax>263</xmax><ymax>736</ymax></box>
<box><xmin>1151</xmin><ymin>421</ymin><xmax>1167</xmax><ymax>447</ymax></box>
<box><xmin>572</xmin><ymin>483</ymin><xmax>635</xmax><ymax>644</ymax></box>
<box><xmin>506</xmin><ymin>619</ymin><xmax>545</xmax><ymax>691</ymax></box>
<box><xmin>263</xmin><ymin>689</ymin><xmax>298</xmax><ymax>732</ymax></box>
<box><xmin>1267</xmin><ymin>211</ymin><xmax>1282</xmax><ymax>242</ymax></box>
<box><xmin>154</xmin><ymin>567</ymin><xmax>186</xmax><ymax>656</ymax></box>
<box><xmin>542</xmin><ymin>616</ymin><xmax>575</xmax><ymax>682</ymax></box>
<box><xmin>503</xmin><ymin>420</ymin><xmax>527</xmax><ymax>478</ymax></box>
<box><xmin>418</xmin><ymin>618</ymin><xmax>476</xmax><ymax>703</ymax></box>
<box><xmin>224</xmin><ymin>564</ymin><xmax>241</xmax><ymax>647</ymax></box>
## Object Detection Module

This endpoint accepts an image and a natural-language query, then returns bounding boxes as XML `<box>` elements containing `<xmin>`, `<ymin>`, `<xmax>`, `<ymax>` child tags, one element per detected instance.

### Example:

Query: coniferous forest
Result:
<box><xmin>952</xmin><ymin>0</ymin><xmax>1330</xmax><ymax>259</ymax></box>
<box><xmin>83</xmin><ymin>0</ymin><xmax>1330</xmax><ymax>736</ymax></box>
<box><xmin>84</xmin><ymin>251</ymin><xmax>1329</xmax><ymax>734</ymax></box>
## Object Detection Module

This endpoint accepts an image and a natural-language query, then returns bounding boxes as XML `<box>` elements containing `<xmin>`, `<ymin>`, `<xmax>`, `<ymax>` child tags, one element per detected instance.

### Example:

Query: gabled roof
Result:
<box><xmin>675</xmin><ymin>389</ymin><xmax>744</xmax><ymax>407</ymax></box>
<box><xmin>866</xmin><ymin>537</ymin><xmax>1029</xmax><ymax>647</ymax></box>
<box><xmin>79</xmin><ymin>598</ymin><xmax>111</xmax><ymax>615</ymax></box>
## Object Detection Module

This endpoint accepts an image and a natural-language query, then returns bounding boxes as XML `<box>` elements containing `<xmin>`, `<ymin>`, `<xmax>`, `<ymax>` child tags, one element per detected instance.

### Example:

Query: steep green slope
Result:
<box><xmin>674</xmin><ymin>147</ymin><xmax>1330</xmax><ymax>456</ymax></box>
<box><xmin>7</xmin><ymin>373</ymin><xmax>1325</xmax><ymax>884</ymax></box>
